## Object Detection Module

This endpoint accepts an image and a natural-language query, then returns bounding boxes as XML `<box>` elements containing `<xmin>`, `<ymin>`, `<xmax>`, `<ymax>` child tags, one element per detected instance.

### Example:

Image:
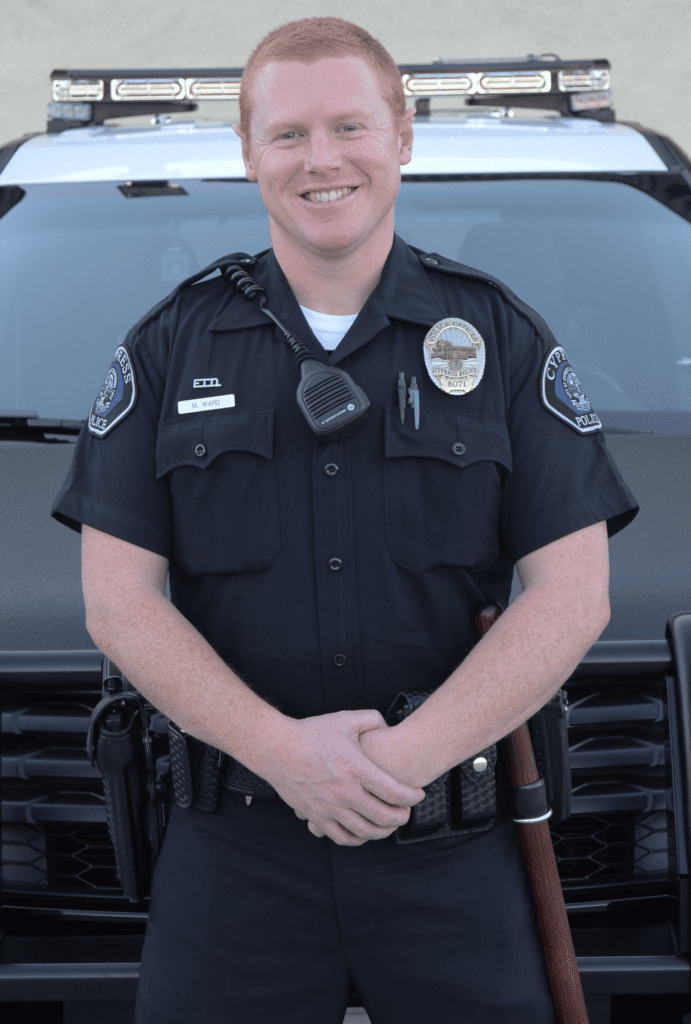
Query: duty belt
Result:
<box><xmin>90</xmin><ymin>665</ymin><xmax>571</xmax><ymax>902</ymax></box>
<box><xmin>166</xmin><ymin>685</ymin><xmax>572</xmax><ymax>844</ymax></box>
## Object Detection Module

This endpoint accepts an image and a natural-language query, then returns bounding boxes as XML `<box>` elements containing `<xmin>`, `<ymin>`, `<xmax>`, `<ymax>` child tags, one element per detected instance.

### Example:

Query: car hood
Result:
<box><xmin>1</xmin><ymin>432</ymin><xmax>688</xmax><ymax>650</ymax></box>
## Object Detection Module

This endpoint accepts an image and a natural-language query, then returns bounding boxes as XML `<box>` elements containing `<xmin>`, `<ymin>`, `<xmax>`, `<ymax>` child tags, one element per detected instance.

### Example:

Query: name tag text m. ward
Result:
<box><xmin>178</xmin><ymin>394</ymin><xmax>235</xmax><ymax>415</ymax></box>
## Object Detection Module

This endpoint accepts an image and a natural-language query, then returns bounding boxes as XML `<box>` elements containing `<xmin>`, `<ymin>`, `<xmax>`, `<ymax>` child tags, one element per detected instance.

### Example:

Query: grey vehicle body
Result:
<box><xmin>1</xmin><ymin>59</ymin><xmax>690</xmax><ymax>1023</ymax></box>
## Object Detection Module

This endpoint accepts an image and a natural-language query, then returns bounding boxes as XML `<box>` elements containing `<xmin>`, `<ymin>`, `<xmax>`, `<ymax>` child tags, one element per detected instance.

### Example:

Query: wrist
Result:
<box><xmin>359</xmin><ymin>722</ymin><xmax>427</xmax><ymax>790</ymax></box>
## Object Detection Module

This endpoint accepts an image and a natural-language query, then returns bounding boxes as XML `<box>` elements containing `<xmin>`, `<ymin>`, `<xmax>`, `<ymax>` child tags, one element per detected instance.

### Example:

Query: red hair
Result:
<box><xmin>239</xmin><ymin>17</ymin><xmax>406</xmax><ymax>133</ymax></box>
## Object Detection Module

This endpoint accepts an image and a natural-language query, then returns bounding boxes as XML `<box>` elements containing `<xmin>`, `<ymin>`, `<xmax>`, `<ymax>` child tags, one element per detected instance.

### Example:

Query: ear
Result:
<box><xmin>398</xmin><ymin>106</ymin><xmax>415</xmax><ymax>167</ymax></box>
<box><xmin>232</xmin><ymin>123</ymin><xmax>258</xmax><ymax>181</ymax></box>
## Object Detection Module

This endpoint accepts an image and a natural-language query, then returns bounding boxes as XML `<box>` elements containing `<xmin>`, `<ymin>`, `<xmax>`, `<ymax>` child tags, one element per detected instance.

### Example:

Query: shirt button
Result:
<box><xmin>426</xmin><ymin>257</ymin><xmax>439</xmax><ymax>265</ymax></box>
<box><xmin>451</xmin><ymin>441</ymin><xmax>466</xmax><ymax>456</ymax></box>
<box><xmin>324</xmin><ymin>463</ymin><xmax>339</xmax><ymax>477</ymax></box>
<box><xmin>194</xmin><ymin>444</ymin><xmax>207</xmax><ymax>458</ymax></box>
<box><xmin>333</xmin><ymin>653</ymin><xmax>347</xmax><ymax>667</ymax></box>
<box><xmin>328</xmin><ymin>557</ymin><xmax>343</xmax><ymax>571</ymax></box>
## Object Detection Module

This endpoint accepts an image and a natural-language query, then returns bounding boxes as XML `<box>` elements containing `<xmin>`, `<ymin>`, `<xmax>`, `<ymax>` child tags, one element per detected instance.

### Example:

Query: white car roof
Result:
<box><xmin>0</xmin><ymin>114</ymin><xmax>666</xmax><ymax>185</ymax></box>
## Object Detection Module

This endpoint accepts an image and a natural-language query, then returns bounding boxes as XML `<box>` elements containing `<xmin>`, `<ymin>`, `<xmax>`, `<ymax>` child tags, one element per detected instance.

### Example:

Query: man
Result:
<box><xmin>52</xmin><ymin>17</ymin><xmax>638</xmax><ymax>1024</ymax></box>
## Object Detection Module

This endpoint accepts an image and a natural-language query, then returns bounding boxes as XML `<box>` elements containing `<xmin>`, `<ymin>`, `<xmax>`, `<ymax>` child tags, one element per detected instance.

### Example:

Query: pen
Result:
<box><xmin>398</xmin><ymin>371</ymin><xmax>407</xmax><ymax>425</ymax></box>
<box><xmin>408</xmin><ymin>376</ymin><xmax>420</xmax><ymax>430</ymax></box>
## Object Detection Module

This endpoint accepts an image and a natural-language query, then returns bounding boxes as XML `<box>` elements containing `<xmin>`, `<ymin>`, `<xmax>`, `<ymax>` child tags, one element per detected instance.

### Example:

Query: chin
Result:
<box><xmin>304</xmin><ymin>228</ymin><xmax>364</xmax><ymax>257</ymax></box>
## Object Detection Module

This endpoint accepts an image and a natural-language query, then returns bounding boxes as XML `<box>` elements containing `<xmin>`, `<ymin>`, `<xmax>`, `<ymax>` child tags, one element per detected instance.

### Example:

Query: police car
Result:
<box><xmin>1</xmin><ymin>58</ymin><xmax>690</xmax><ymax>1024</ymax></box>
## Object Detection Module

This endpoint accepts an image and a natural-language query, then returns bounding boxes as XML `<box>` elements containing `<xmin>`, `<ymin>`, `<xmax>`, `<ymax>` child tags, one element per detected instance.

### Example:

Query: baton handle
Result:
<box><xmin>476</xmin><ymin>602</ymin><xmax>589</xmax><ymax>1024</ymax></box>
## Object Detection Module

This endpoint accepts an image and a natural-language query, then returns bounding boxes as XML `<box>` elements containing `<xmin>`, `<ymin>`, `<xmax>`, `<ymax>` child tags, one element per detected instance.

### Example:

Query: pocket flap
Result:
<box><xmin>385</xmin><ymin>409</ymin><xmax>512</xmax><ymax>472</ymax></box>
<box><xmin>156</xmin><ymin>410</ymin><xmax>274</xmax><ymax>478</ymax></box>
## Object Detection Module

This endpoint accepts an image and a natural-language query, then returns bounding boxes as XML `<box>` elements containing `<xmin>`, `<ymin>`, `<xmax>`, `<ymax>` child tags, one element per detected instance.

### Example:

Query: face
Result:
<box><xmin>234</xmin><ymin>56</ymin><xmax>414</xmax><ymax>260</ymax></box>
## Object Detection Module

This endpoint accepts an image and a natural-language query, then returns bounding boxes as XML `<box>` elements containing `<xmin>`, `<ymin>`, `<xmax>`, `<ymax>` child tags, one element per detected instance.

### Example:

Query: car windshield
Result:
<box><xmin>1</xmin><ymin>177</ymin><xmax>690</xmax><ymax>426</ymax></box>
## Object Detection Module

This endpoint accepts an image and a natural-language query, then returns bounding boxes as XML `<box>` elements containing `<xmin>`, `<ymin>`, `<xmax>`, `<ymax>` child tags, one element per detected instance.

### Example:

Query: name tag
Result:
<box><xmin>178</xmin><ymin>394</ymin><xmax>235</xmax><ymax>415</ymax></box>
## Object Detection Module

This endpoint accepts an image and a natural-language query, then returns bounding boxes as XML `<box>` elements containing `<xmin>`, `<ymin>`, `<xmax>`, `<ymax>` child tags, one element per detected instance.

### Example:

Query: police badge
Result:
<box><xmin>423</xmin><ymin>318</ymin><xmax>486</xmax><ymax>395</ymax></box>
<box><xmin>541</xmin><ymin>345</ymin><xmax>601</xmax><ymax>434</ymax></box>
<box><xmin>88</xmin><ymin>346</ymin><xmax>137</xmax><ymax>437</ymax></box>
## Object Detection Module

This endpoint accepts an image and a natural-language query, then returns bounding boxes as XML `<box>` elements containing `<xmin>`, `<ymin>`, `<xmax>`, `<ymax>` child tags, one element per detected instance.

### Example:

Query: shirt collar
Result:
<box><xmin>375</xmin><ymin>233</ymin><xmax>448</xmax><ymax>328</ymax></box>
<box><xmin>208</xmin><ymin>234</ymin><xmax>448</xmax><ymax>363</ymax></box>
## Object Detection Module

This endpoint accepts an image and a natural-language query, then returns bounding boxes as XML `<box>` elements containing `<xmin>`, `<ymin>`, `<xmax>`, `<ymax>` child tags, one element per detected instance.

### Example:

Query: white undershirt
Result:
<box><xmin>300</xmin><ymin>305</ymin><xmax>358</xmax><ymax>351</ymax></box>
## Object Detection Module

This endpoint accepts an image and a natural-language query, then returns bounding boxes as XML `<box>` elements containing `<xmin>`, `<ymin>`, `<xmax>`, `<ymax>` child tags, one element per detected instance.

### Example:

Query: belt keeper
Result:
<box><xmin>506</xmin><ymin>776</ymin><xmax>553</xmax><ymax>824</ymax></box>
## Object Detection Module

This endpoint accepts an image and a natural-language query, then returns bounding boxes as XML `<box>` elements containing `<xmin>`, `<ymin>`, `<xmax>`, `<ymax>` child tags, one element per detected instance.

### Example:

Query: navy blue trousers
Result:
<box><xmin>135</xmin><ymin>790</ymin><xmax>557</xmax><ymax>1023</ymax></box>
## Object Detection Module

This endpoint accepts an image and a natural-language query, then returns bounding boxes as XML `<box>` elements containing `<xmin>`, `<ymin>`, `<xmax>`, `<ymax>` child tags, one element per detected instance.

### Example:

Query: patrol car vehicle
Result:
<box><xmin>1</xmin><ymin>58</ymin><xmax>690</xmax><ymax>1024</ymax></box>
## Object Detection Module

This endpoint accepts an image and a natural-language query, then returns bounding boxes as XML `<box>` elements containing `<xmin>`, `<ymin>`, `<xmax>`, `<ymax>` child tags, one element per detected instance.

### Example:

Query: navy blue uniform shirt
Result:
<box><xmin>52</xmin><ymin>235</ymin><xmax>638</xmax><ymax>722</ymax></box>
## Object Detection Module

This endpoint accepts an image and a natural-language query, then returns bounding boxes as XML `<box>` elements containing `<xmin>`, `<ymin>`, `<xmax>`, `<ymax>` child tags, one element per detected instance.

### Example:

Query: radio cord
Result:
<box><xmin>223</xmin><ymin>264</ymin><xmax>314</xmax><ymax>368</ymax></box>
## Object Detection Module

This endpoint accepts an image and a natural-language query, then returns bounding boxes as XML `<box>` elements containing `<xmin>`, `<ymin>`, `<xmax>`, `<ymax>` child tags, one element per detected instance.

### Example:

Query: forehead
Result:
<box><xmin>249</xmin><ymin>55</ymin><xmax>391</xmax><ymax>129</ymax></box>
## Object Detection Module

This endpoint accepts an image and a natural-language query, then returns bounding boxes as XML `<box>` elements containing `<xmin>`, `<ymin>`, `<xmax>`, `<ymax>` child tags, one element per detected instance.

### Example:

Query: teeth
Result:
<box><xmin>304</xmin><ymin>186</ymin><xmax>354</xmax><ymax>203</ymax></box>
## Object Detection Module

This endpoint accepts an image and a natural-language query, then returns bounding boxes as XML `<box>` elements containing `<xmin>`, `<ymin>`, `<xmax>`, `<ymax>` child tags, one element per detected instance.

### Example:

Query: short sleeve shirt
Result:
<box><xmin>52</xmin><ymin>235</ymin><xmax>639</xmax><ymax>721</ymax></box>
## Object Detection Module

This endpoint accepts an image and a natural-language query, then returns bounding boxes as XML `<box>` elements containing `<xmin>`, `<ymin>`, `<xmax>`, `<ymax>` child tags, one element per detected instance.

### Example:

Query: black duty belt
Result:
<box><xmin>167</xmin><ymin>688</ymin><xmax>571</xmax><ymax>845</ymax></box>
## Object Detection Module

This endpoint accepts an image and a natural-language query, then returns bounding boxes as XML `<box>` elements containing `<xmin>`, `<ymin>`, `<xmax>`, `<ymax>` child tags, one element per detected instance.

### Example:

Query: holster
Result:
<box><xmin>385</xmin><ymin>687</ymin><xmax>571</xmax><ymax>844</ymax></box>
<box><xmin>86</xmin><ymin>660</ymin><xmax>167</xmax><ymax>902</ymax></box>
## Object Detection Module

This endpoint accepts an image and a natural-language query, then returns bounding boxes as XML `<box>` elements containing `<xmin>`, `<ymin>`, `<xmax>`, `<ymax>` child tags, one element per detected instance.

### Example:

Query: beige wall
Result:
<box><xmin>2</xmin><ymin>0</ymin><xmax>690</xmax><ymax>157</ymax></box>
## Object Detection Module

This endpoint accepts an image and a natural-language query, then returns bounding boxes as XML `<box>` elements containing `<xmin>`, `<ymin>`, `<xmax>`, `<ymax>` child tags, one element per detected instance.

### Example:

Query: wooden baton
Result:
<box><xmin>475</xmin><ymin>601</ymin><xmax>589</xmax><ymax>1024</ymax></box>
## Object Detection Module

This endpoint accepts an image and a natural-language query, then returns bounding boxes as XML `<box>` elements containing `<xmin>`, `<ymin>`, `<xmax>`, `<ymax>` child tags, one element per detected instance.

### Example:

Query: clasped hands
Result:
<box><xmin>291</xmin><ymin>715</ymin><xmax>424</xmax><ymax>845</ymax></box>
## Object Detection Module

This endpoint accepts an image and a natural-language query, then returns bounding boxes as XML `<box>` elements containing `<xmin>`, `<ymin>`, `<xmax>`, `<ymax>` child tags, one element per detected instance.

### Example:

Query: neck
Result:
<box><xmin>270</xmin><ymin>224</ymin><xmax>394</xmax><ymax>315</ymax></box>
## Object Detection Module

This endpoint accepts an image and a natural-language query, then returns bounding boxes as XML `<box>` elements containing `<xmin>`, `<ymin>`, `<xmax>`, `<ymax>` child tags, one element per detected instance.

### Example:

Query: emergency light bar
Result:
<box><xmin>47</xmin><ymin>57</ymin><xmax>613</xmax><ymax>133</ymax></box>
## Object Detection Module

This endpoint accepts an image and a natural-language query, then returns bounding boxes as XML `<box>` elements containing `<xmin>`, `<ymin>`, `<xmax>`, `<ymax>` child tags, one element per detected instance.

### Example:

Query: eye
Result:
<box><xmin>277</xmin><ymin>130</ymin><xmax>301</xmax><ymax>141</ymax></box>
<box><xmin>339</xmin><ymin>124</ymin><xmax>360</xmax><ymax>133</ymax></box>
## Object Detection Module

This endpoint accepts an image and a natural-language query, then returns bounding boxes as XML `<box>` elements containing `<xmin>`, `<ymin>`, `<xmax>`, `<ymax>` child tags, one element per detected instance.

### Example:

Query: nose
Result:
<box><xmin>304</xmin><ymin>130</ymin><xmax>342</xmax><ymax>173</ymax></box>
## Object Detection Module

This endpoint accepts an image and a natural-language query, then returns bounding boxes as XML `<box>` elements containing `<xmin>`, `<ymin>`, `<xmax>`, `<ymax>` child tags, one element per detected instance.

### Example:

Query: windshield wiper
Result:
<box><xmin>0</xmin><ymin>410</ymin><xmax>83</xmax><ymax>442</ymax></box>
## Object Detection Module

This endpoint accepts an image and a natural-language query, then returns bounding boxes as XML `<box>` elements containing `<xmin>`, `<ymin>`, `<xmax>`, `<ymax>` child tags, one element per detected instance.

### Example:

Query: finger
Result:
<box><xmin>338</xmin><ymin>808</ymin><xmax>402</xmax><ymax>840</ymax></box>
<box><xmin>308</xmin><ymin>818</ymin><xmax>370</xmax><ymax>847</ymax></box>
<box><xmin>294</xmin><ymin>809</ymin><xmax>307</xmax><ymax>820</ymax></box>
<box><xmin>351</xmin><ymin>795</ymin><xmax>412</xmax><ymax>830</ymax></box>
<box><xmin>363</xmin><ymin>768</ymin><xmax>427</xmax><ymax>808</ymax></box>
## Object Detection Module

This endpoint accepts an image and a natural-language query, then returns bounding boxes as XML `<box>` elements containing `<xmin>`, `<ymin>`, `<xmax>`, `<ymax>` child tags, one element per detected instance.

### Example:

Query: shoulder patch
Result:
<box><xmin>88</xmin><ymin>346</ymin><xmax>137</xmax><ymax>437</ymax></box>
<box><xmin>541</xmin><ymin>346</ymin><xmax>601</xmax><ymax>434</ymax></box>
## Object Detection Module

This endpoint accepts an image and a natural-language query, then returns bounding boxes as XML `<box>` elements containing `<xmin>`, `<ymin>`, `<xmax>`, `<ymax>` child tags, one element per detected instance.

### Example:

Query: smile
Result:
<box><xmin>301</xmin><ymin>186</ymin><xmax>357</xmax><ymax>203</ymax></box>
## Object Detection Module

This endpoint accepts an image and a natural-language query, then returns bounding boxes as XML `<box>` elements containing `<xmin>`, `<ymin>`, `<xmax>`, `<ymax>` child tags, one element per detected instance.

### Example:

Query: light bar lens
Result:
<box><xmin>52</xmin><ymin>79</ymin><xmax>104</xmax><ymax>102</ymax></box>
<box><xmin>403</xmin><ymin>69</ymin><xmax>552</xmax><ymax>96</ymax></box>
<box><xmin>558</xmin><ymin>69</ymin><xmax>610</xmax><ymax>92</ymax></box>
<box><xmin>569</xmin><ymin>91</ymin><xmax>611</xmax><ymax>112</ymax></box>
<box><xmin>111</xmin><ymin>78</ymin><xmax>186</xmax><ymax>101</ymax></box>
<box><xmin>48</xmin><ymin>101</ymin><xmax>92</xmax><ymax>122</ymax></box>
<box><xmin>402</xmin><ymin>73</ymin><xmax>473</xmax><ymax>96</ymax></box>
<box><xmin>479</xmin><ymin>71</ymin><xmax>551</xmax><ymax>93</ymax></box>
<box><xmin>185</xmin><ymin>77</ymin><xmax>242</xmax><ymax>100</ymax></box>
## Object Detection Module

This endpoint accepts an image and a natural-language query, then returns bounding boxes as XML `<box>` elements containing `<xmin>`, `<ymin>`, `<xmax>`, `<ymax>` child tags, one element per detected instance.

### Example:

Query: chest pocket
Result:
<box><xmin>384</xmin><ymin>410</ymin><xmax>512</xmax><ymax>573</ymax></box>
<box><xmin>156</xmin><ymin>410</ymin><xmax>278</xmax><ymax>575</ymax></box>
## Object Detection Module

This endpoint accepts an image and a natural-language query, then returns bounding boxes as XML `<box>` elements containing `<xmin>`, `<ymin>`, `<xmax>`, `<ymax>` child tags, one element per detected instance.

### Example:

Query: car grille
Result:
<box><xmin>1</xmin><ymin>639</ymin><xmax>687</xmax><ymax>918</ymax></box>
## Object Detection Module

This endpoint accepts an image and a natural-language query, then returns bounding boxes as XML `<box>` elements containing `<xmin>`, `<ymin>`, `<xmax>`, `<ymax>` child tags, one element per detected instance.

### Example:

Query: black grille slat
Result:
<box><xmin>3</xmin><ymin>746</ymin><xmax>100</xmax><ymax>779</ymax></box>
<box><xmin>570</xmin><ymin>781</ymin><xmax>668</xmax><ymax>815</ymax></box>
<box><xmin>2</xmin><ymin>704</ymin><xmax>91</xmax><ymax>734</ymax></box>
<box><xmin>569</xmin><ymin>736</ymin><xmax>665</xmax><ymax>770</ymax></box>
<box><xmin>2</xmin><ymin>790</ymin><xmax>106</xmax><ymax>824</ymax></box>
<box><xmin>568</xmin><ymin>692</ymin><xmax>666</xmax><ymax>725</ymax></box>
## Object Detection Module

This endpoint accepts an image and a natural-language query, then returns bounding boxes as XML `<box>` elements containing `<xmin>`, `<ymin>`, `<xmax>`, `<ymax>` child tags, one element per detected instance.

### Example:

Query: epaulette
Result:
<box><xmin>415</xmin><ymin>246</ymin><xmax>517</xmax><ymax>293</ymax></box>
<box><xmin>131</xmin><ymin>250</ymin><xmax>265</xmax><ymax>337</ymax></box>
<box><xmin>414</xmin><ymin>246</ymin><xmax>555</xmax><ymax>340</ymax></box>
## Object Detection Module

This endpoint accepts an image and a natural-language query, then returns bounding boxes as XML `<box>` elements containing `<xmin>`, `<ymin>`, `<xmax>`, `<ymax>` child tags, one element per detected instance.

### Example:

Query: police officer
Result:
<box><xmin>53</xmin><ymin>17</ymin><xmax>638</xmax><ymax>1024</ymax></box>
